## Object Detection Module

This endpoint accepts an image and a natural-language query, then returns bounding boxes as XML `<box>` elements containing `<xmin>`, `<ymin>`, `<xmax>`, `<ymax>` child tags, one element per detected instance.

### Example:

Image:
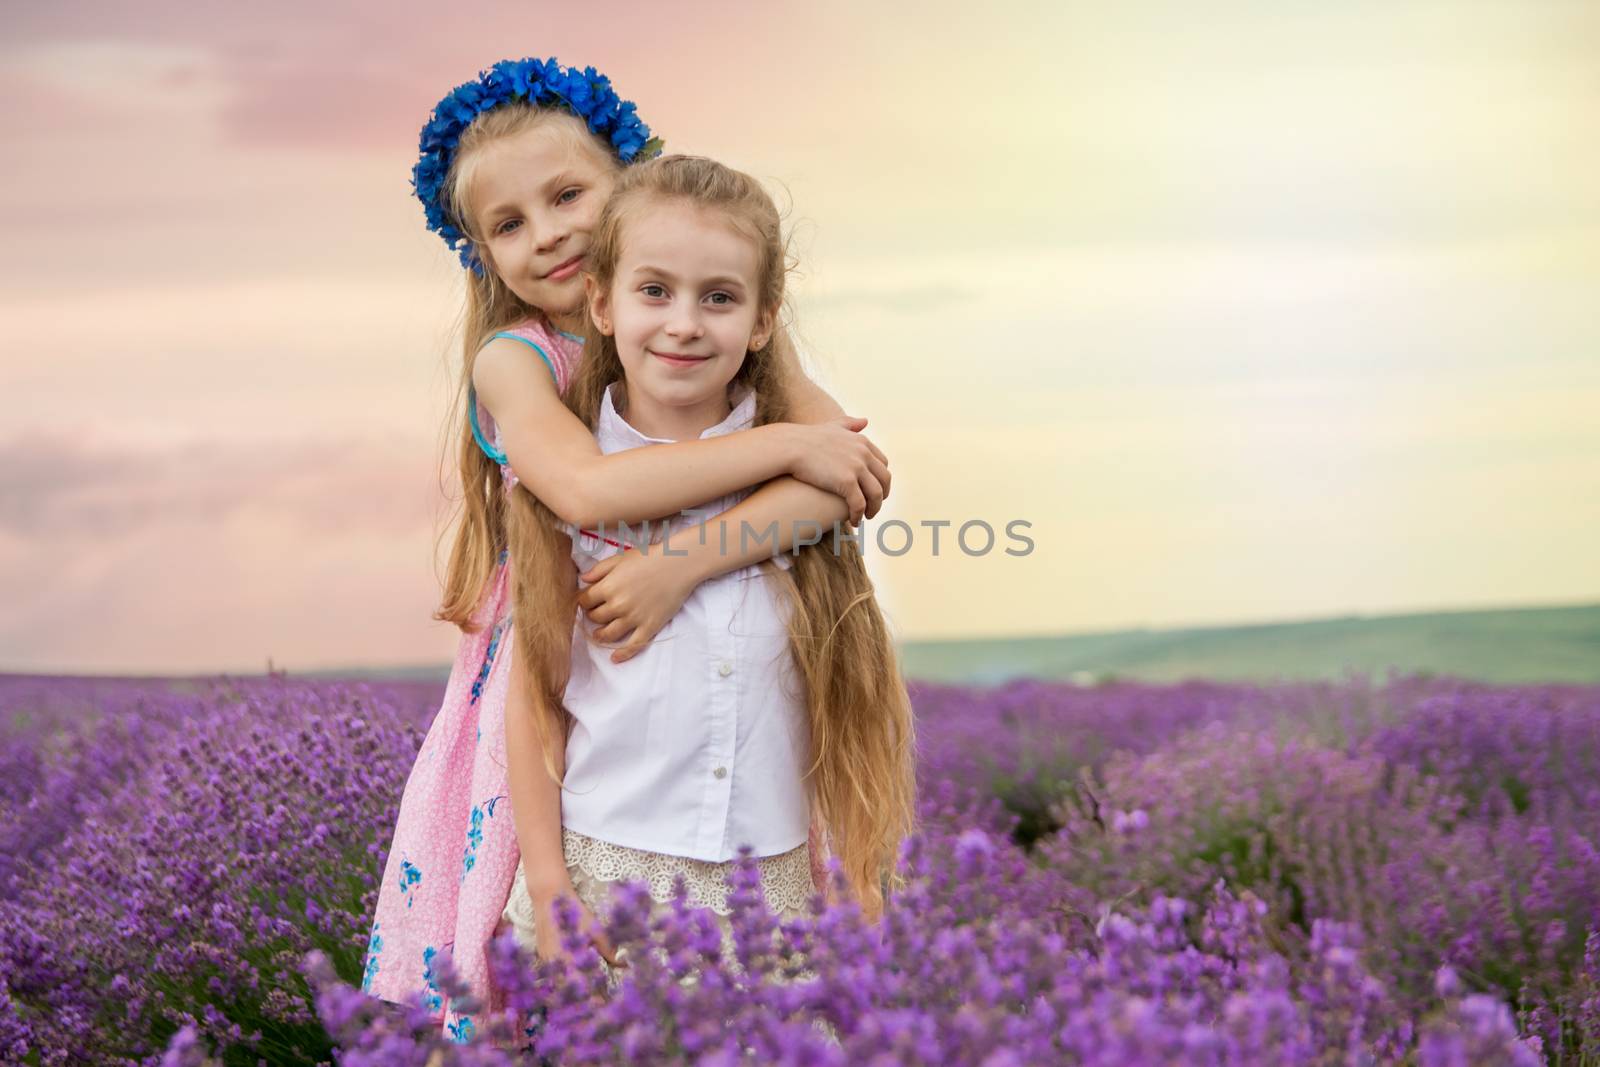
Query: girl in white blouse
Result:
<box><xmin>498</xmin><ymin>155</ymin><xmax>917</xmax><ymax>972</ymax></box>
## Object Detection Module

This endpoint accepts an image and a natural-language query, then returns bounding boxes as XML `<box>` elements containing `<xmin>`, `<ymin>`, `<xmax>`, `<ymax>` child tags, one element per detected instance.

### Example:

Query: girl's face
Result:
<box><xmin>471</xmin><ymin>119</ymin><xmax>618</xmax><ymax>330</ymax></box>
<box><xmin>590</xmin><ymin>199</ymin><xmax>774</xmax><ymax>432</ymax></box>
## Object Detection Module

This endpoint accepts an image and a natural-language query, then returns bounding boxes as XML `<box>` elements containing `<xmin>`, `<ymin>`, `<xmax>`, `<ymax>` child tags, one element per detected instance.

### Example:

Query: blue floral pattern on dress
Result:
<box><xmin>361</xmin><ymin>922</ymin><xmax>382</xmax><ymax>993</ymax></box>
<box><xmin>421</xmin><ymin>946</ymin><xmax>444</xmax><ymax>1014</ymax></box>
<box><xmin>448</xmin><ymin>1015</ymin><xmax>475</xmax><ymax>1044</ymax></box>
<box><xmin>459</xmin><ymin>794</ymin><xmax>506</xmax><ymax>882</ymax></box>
<box><xmin>469</xmin><ymin>618</ymin><xmax>507</xmax><ymax>705</ymax></box>
<box><xmin>398</xmin><ymin>859</ymin><xmax>422</xmax><ymax>908</ymax></box>
<box><xmin>461</xmin><ymin>806</ymin><xmax>484</xmax><ymax>880</ymax></box>
<box><xmin>460</xmin><ymin>806</ymin><xmax>483</xmax><ymax>883</ymax></box>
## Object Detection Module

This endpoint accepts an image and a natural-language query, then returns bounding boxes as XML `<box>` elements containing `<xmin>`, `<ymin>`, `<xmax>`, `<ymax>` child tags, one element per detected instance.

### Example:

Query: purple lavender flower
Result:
<box><xmin>5</xmin><ymin>672</ymin><xmax>1598</xmax><ymax>1063</ymax></box>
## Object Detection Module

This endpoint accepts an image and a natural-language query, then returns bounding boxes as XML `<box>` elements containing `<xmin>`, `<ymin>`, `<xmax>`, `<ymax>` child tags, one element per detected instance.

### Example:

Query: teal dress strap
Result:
<box><xmin>468</xmin><ymin>330</ymin><xmax>565</xmax><ymax>466</ymax></box>
<box><xmin>466</xmin><ymin>385</ymin><xmax>508</xmax><ymax>466</ymax></box>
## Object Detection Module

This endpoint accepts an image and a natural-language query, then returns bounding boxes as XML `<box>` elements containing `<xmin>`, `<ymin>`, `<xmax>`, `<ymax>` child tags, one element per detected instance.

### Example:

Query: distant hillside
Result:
<box><xmin>302</xmin><ymin>602</ymin><xmax>1600</xmax><ymax>687</ymax></box>
<box><xmin>895</xmin><ymin>602</ymin><xmax>1600</xmax><ymax>686</ymax></box>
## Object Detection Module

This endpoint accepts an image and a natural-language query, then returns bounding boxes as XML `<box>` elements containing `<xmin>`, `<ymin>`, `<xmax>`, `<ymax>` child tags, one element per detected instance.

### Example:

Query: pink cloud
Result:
<box><xmin>1</xmin><ymin>2</ymin><xmax>700</xmax><ymax>152</ymax></box>
<box><xmin>0</xmin><ymin>431</ymin><xmax>460</xmax><ymax>673</ymax></box>
<box><xmin>0</xmin><ymin>432</ymin><xmax>439</xmax><ymax>537</ymax></box>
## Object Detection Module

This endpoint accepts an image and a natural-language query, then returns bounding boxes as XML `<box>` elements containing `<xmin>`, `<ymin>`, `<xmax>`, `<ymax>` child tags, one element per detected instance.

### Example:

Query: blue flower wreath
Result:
<box><xmin>412</xmin><ymin>57</ymin><xmax>663</xmax><ymax>271</ymax></box>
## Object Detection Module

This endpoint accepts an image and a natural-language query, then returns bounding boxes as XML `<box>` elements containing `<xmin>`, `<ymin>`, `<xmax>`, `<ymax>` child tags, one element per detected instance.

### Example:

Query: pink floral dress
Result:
<box><xmin>361</xmin><ymin>319</ymin><xmax>582</xmax><ymax>1041</ymax></box>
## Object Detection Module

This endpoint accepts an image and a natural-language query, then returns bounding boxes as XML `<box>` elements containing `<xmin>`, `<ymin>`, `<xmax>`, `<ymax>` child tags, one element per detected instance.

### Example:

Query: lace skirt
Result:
<box><xmin>499</xmin><ymin>827</ymin><xmax>814</xmax><ymax>977</ymax></box>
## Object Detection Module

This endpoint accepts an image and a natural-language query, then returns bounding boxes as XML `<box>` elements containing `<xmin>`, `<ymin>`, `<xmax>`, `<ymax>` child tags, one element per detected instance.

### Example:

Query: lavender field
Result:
<box><xmin>3</xmin><ymin>672</ymin><xmax>1598</xmax><ymax>1065</ymax></box>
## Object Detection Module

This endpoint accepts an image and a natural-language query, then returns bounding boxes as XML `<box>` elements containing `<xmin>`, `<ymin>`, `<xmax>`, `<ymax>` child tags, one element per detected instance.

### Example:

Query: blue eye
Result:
<box><xmin>641</xmin><ymin>283</ymin><xmax>667</xmax><ymax>298</ymax></box>
<box><xmin>558</xmin><ymin>188</ymin><xmax>581</xmax><ymax>205</ymax></box>
<box><xmin>496</xmin><ymin>219</ymin><xmax>521</xmax><ymax>236</ymax></box>
<box><xmin>707</xmin><ymin>292</ymin><xmax>734</xmax><ymax>306</ymax></box>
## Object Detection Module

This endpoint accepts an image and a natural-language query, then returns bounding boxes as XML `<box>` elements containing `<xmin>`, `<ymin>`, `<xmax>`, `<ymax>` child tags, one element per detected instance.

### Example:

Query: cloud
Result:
<box><xmin>802</xmin><ymin>282</ymin><xmax>976</xmax><ymax>314</ymax></box>
<box><xmin>0</xmin><ymin>431</ymin><xmax>443</xmax><ymax>539</ymax></box>
<box><xmin>0</xmin><ymin>430</ymin><xmax>463</xmax><ymax>673</ymax></box>
<box><xmin>0</xmin><ymin>3</ymin><xmax>667</xmax><ymax>152</ymax></box>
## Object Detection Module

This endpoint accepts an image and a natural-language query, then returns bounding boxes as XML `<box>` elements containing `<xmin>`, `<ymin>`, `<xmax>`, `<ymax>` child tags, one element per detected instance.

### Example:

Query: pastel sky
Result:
<box><xmin>2</xmin><ymin>1</ymin><xmax>1596</xmax><ymax>674</ymax></box>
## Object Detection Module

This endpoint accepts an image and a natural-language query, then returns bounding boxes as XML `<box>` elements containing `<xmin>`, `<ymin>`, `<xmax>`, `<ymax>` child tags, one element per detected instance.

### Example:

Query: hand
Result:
<box><xmin>790</xmin><ymin>416</ymin><xmax>891</xmax><ymax>524</ymax></box>
<box><xmin>578</xmin><ymin>549</ymin><xmax>699</xmax><ymax>664</ymax></box>
<box><xmin>532</xmin><ymin>881</ymin><xmax>627</xmax><ymax>969</ymax></box>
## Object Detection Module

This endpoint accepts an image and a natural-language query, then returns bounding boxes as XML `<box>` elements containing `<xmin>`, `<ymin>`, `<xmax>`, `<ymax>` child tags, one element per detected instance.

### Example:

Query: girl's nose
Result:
<box><xmin>665</xmin><ymin>308</ymin><xmax>704</xmax><ymax>339</ymax></box>
<box><xmin>530</xmin><ymin>212</ymin><xmax>567</xmax><ymax>256</ymax></box>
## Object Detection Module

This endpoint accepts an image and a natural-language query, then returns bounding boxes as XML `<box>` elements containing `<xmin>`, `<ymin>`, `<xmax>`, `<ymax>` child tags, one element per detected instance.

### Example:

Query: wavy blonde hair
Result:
<box><xmin>509</xmin><ymin>155</ymin><xmax>918</xmax><ymax>919</ymax></box>
<box><xmin>434</xmin><ymin>103</ymin><xmax>624</xmax><ymax>630</ymax></box>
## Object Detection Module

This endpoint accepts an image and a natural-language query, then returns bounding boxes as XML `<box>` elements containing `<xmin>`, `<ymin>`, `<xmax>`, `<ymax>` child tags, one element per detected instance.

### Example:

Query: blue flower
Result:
<box><xmin>461</xmin><ymin>805</ymin><xmax>485</xmax><ymax>881</ymax></box>
<box><xmin>457</xmin><ymin>796</ymin><xmax>506</xmax><ymax>883</ymax></box>
<box><xmin>398</xmin><ymin>859</ymin><xmax>422</xmax><ymax>908</ymax></box>
<box><xmin>448</xmin><ymin>1015</ymin><xmax>475</xmax><ymax>1044</ymax></box>
<box><xmin>469</xmin><ymin>618</ymin><xmax>507</xmax><ymax>706</ymax></box>
<box><xmin>412</xmin><ymin>56</ymin><xmax>663</xmax><ymax>271</ymax></box>
<box><xmin>421</xmin><ymin>946</ymin><xmax>444</xmax><ymax>1014</ymax></box>
<box><xmin>361</xmin><ymin>923</ymin><xmax>383</xmax><ymax>993</ymax></box>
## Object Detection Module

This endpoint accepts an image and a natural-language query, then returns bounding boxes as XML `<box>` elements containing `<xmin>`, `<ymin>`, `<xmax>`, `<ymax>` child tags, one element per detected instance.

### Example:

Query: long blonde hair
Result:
<box><xmin>435</xmin><ymin>102</ymin><xmax>623</xmax><ymax>630</ymax></box>
<box><xmin>509</xmin><ymin>155</ymin><xmax>918</xmax><ymax>919</ymax></box>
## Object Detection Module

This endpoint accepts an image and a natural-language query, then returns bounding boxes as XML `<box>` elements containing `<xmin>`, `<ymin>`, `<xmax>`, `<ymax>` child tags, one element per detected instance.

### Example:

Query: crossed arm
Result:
<box><xmin>487</xmin><ymin>342</ymin><xmax>884</xmax><ymax>958</ymax></box>
<box><xmin>473</xmin><ymin>336</ymin><xmax>888</xmax><ymax>528</ymax></box>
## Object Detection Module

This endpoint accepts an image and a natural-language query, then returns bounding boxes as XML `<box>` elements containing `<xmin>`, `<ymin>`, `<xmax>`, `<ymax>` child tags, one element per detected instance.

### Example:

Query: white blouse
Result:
<box><xmin>555</xmin><ymin>383</ymin><xmax>812</xmax><ymax>862</ymax></box>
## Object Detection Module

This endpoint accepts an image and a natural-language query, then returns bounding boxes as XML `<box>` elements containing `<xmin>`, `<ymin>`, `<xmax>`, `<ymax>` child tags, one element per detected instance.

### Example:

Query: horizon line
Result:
<box><xmin>4</xmin><ymin>596</ymin><xmax>1595</xmax><ymax>681</ymax></box>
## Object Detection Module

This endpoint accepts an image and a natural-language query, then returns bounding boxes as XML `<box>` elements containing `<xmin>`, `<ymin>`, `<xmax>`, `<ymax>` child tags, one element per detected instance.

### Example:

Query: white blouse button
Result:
<box><xmin>713</xmin><ymin>765</ymin><xmax>728</xmax><ymax>779</ymax></box>
<box><xmin>717</xmin><ymin>661</ymin><xmax>734</xmax><ymax>677</ymax></box>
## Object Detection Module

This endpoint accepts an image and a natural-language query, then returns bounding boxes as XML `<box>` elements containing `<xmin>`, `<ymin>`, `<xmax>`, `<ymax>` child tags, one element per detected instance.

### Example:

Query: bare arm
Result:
<box><xmin>474</xmin><ymin>339</ymin><xmax>884</xmax><ymax>528</ymax></box>
<box><xmin>501</xmin><ymin>548</ymin><xmax>626</xmax><ymax>965</ymax></box>
<box><xmin>503</xmin><ymin>633</ymin><xmax>571</xmax><ymax>903</ymax></box>
<box><xmin>503</xmin><ymin>534</ymin><xmax>574</xmax><ymax>896</ymax></box>
<box><xmin>675</xmin><ymin>478</ymin><xmax>851</xmax><ymax>583</ymax></box>
<box><xmin>576</xmin><ymin>352</ymin><xmax>892</xmax><ymax>660</ymax></box>
<box><xmin>672</xmin><ymin>342</ymin><xmax>877</xmax><ymax>579</ymax></box>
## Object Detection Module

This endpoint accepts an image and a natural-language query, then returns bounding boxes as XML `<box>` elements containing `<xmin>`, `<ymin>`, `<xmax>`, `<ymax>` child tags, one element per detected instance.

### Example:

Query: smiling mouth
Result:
<box><xmin>544</xmin><ymin>255</ymin><xmax>584</xmax><ymax>280</ymax></box>
<box><xmin>651</xmin><ymin>350</ymin><xmax>711</xmax><ymax>365</ymax></box>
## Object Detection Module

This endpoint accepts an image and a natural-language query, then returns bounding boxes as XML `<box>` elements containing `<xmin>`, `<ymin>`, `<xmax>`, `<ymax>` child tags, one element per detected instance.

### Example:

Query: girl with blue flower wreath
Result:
<box><xmin>365</xmin><ymin>57</ymin><xmax>893</xmax><ymax>1039</ymax></box>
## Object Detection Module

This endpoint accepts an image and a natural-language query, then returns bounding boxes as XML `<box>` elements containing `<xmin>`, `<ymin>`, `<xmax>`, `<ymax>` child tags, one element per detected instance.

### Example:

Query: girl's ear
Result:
<box><xmin>585</xmin><ymin>275</ymin><xmax>613</xmax><ymax>335</ymax></box>
<box><xmin>749</xmin><ymin>305</ymin><xmax>777</xmax><ymax>352</ymax></box>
